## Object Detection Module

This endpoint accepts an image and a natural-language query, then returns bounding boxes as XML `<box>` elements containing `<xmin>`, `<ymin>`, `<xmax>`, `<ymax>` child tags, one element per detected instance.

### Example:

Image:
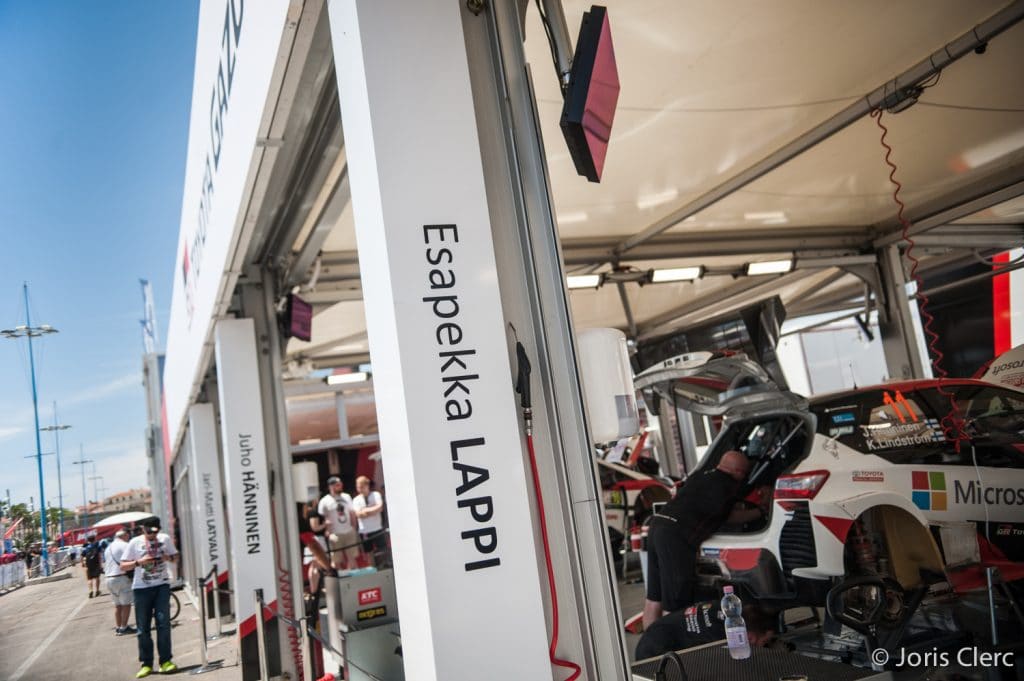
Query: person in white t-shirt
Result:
<box><xmin>317</xmin><ymin>476</ymin><xmax>361</xmax><ymax>569</ymax></box>
<box><xmin>353</xmin><ymin>476</ymin><xmax>387</xmax><ymax>566</ymax></box>
<box><xmin>104</xmin><ymin>529</ymin><xmax>135</xmax><ymax>636</ymax></box>
<box><xmin>120</xmin><ymin>519</ymin><xmax>179</xmax><ymax>678</ymax></box>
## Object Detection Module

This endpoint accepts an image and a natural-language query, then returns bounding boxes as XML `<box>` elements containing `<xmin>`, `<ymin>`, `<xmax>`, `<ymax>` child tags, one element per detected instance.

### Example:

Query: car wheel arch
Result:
<box><xmin>835</xmin><ymin>491</ymin><xmax>931</xmax><ymax>530</ymax></box>
<box><xmin>841</xmin><ymin>502</ymin><xmax>945</xmax><ymax>590</ymax></box>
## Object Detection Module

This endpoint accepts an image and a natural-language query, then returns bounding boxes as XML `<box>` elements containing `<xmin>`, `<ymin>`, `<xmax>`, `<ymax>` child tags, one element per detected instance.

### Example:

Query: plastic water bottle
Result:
<box><xmin>721</xmin><ymin>585</ymin><xmax>751</xmax><ymax>660</ymax></box>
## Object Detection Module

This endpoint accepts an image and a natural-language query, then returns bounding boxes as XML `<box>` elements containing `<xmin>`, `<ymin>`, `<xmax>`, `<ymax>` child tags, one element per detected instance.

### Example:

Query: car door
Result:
<box><xmin>940</xmin><ymin>383</ymin><xmax>1024</xmax><ymax>562</ymax></box>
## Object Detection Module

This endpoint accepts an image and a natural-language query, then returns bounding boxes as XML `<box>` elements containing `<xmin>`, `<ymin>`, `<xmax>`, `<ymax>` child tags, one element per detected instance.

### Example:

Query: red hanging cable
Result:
<box><xmin>871</xmin><ymin>109</ymin><xmax>968</xmax><ymax>449</ymax></box>
<box><xmin>526</xmin><ymin>432</ymin><xmax>582</xmax><ymax>681</ymax></box>
<box><xmin>513</xmin><ymin>334</ymin><xmax>582</xmax><ymax>679</ymax></box>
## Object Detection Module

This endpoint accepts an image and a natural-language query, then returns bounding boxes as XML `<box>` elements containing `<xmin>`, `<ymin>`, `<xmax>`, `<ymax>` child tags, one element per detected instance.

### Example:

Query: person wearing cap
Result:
<box><xmin>642</xmin><ymin>450</ymin><xmax>769</xmax><ymax>628</ymax></box>
<box><xmin>120</xmin><ymin>518</ymin><xmax>179</xmax><ymax>678</ymax></box>
<box><xmin>317</xmin><ymin>476</ymin><xmax>361</xmax><ymax>570</ymax></box>
<box><xmin>81</xmin><ymin>531</ymin><xmax>103</xmax><ymax>598</ymax></box>
<box><xmin>104</xmin><ymin>528</ymin><xmax>135</xmax><ymax>636</ymax></box>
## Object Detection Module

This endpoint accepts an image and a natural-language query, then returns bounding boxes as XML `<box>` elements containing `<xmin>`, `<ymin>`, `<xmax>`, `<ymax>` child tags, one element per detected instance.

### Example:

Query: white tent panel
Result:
<box><xmin>528</xmin><ymin>1</ymin><xmax>1016</xmax><ymax>241</ymax></box>
<box><xmin>280</xmin><ymin>1</ymin><xmax>1023</xmax><ymax>368</ymax></box>
<box><xmin>321</xmin><ymin>200</ymin><xmax>357</xmax><ymax>251</ymax></box>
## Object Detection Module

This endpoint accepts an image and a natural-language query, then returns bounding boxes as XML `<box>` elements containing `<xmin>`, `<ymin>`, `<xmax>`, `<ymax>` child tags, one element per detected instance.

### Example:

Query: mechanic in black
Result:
<box><xmin>635</xmin><ymin>600</ymin><xmax>778</xmax><ymax>660</ymax></box>
<box><xmin>642</xmin><ymin>450</ymin><xmax>767</xmax><ymax>627</ymax></box>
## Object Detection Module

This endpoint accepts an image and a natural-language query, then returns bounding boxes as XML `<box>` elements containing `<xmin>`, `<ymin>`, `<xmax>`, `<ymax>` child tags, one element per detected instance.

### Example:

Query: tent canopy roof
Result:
<box><xmin>245</xmin><ymin>1</ymin><xmax>1023</xmax><ymax>370</ymax></box>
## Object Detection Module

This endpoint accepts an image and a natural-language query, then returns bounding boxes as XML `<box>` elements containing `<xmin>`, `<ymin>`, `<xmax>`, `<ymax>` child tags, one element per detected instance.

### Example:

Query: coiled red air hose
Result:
<box><xmin>270</xmin><ymin>501</ymin><xmax>304</xmax><ymax>680</ymax></box>
<box><xmin>872</xmin><ymin>109</ymin><xmax>967</xmax><ymax>449</ymax></box>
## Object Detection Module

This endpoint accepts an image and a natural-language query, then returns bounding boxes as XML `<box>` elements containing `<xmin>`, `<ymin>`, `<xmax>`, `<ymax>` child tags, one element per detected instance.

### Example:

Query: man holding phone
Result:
<box><xmin>120</xmin><ymin>518</ymin><xmax>179</xmax><ymax>678</ymax></box>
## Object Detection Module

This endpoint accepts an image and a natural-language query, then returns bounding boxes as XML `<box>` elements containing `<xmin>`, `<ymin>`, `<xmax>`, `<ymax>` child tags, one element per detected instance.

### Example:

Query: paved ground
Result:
<box><xmin>0</xmin><ymin>562</ymin><xmax>641</xmax><ymax>679</ymax></box>
<box><xmin>617</xmin><ymin>562</ymin><xmax>646</xmax><ymax>662</ymax></box>
<box><xmin>0</xmin><ymin>565</ymin><xmax>240</xmax><ymax>681</ymax></box>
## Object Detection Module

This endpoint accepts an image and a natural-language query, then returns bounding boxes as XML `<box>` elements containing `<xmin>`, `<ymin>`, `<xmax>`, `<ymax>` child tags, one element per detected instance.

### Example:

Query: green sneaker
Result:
<box><xmin>158</xmin><ymin>661</ymin><xmax>178</xmax><ymax>674</ymax></box>
<box><xmin>136</xmin><ymin>666</ymin><xmax>152</xmax><ymax>679</ymax></box>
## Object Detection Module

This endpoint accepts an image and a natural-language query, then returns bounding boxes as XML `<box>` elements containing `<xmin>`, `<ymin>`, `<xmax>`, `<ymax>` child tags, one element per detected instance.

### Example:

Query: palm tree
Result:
<box><xmin>8</xmin><ymin>503</ymin><xmax>30</xmax><ymax>521</ymax></box>
<box><xmin>13</xmin><ymin>530</ymin><xmax>40</xmax><ymax>554</ymax></box>
<box><xmin>41</xmin><ymin>507</ymin><xmax>65</xmax><ymax>541</ymax></box>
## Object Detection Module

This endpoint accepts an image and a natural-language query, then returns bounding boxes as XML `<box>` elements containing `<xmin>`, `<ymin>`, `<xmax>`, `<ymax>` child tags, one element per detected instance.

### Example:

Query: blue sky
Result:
<box><xmin>0</xmin><ymin>2</ymin><xmax>199</xmax><ymax>514</ymax></box>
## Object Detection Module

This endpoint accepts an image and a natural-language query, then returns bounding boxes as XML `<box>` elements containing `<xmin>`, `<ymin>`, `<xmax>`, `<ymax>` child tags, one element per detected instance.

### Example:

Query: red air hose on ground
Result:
<box><xmin>871</xmin><ymin>109</ymin><xmax>968</xmax><ymax>449</ymax></box>
<box><xmin>514</xmin><ymin>337</ymin><xmax>583</xmax><ymax>680</ymax></box>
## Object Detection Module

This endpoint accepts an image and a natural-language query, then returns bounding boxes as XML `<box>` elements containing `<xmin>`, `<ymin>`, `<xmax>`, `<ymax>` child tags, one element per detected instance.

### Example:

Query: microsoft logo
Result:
<box><xmin>912</xmin><ymin>471</ymin><xmax>947</xmax><ymax>511</ymax></box>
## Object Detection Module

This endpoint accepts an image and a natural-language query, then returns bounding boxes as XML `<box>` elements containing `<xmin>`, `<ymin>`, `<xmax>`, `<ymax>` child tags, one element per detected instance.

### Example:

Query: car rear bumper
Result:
<box><xmin>696</xmin><ymin>546</ymin><xmax>788</xmax><ymax>598</ymax></box>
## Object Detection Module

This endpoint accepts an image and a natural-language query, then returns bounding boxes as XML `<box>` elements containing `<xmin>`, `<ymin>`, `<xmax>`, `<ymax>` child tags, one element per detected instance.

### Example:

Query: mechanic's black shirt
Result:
<box><xmin>635</xmin><ymin>601</ymin><xmax>724</xmax><ymax>660</ymax></box>
<box><xmin>660</xmin><ymin>469</ymin><xmax>742</xmax><ymax>546</ymax></box>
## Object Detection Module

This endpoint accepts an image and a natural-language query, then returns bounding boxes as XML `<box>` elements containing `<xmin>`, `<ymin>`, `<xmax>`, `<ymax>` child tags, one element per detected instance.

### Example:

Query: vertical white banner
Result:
<box><xmin>214</xmin><ymin>318</ymin><xmax>278</xmax><ymax>663</ymax></box>
<box><xmin>163</xmin><ymin>0</ymin><xmax>292</xmax><ymax>451</ymax></box>
<box><xmin>188</xmin><ymin>403</ymin><xmax>230</xmax><ymax>589</ymax></box>
<box><xmin>328</xmin><ymin>2</ymin><xmax>551</xmax><ymax>680</ymax></box>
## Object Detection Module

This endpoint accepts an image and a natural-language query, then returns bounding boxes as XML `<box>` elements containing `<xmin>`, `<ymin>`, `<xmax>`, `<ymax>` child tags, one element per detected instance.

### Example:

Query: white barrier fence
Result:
<box><xmin>0</xmin><ymin>561</ymin><xmax>27</xmax><ymax>590</ymax></box>
<box><xmin>0</xmin><ymin>547</ymin><xmax>77</xmax><ymax>588</ymax></box>
<box><xmin>24</xmin><ymin>549</ymin><xmax>74</xmax><ymax>579</ymax></box>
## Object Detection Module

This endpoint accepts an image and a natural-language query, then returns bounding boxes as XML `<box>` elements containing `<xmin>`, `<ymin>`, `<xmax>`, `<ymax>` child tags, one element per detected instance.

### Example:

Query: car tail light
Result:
<box><xmin>774</xmin><ymin>470</ymin><xmax>830</xmax><ymax>500</ymax></box>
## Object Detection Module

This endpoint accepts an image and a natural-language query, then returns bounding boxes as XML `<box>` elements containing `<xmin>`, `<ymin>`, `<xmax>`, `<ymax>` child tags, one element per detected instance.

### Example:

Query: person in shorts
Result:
<box><xmin>81</xmin><ymin>532</ymin><xmax>103</xmax><ymax>598</ymax></box>
<box><xmin>104</xmin><ymin>529</ymin><xmax>135</xmax><ymax>635</ymax></box>
<box><xmin>353</xmin><ymin>476</ymin><xmax>387</xmax><ymax>567</ymax></box>
<box><xmin>317</xmin><ymin>476</ymin><xmax>361</xmax><ymax>569</ymax></box>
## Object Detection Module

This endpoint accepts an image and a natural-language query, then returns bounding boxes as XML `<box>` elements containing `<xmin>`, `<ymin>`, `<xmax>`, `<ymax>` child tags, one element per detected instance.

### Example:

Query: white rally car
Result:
<box><xmin>635</xmin><ymin>351</ymin><xmax>1024</xmax><ymax>607</ymax></box>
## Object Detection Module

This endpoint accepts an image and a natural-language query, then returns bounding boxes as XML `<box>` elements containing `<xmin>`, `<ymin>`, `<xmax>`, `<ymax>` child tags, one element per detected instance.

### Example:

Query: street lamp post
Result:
<box><xmin>72</xmin><ymin>447</ymin><xmax>94</xmax><ymax>530</ymax></box>
<box><xmin>39</xmin><ymin>404</ymin><xmax>71</xmax><ymax>547</ymax></box>
<box><xmin>1</xmin><ymin>283</ymin><xmax>58</xmax><ymax>576</ymax></box>
<box><xmin>89</xmin><ymin>475</ymin><xmax>106</xmax><ymax>514</ymax></box>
